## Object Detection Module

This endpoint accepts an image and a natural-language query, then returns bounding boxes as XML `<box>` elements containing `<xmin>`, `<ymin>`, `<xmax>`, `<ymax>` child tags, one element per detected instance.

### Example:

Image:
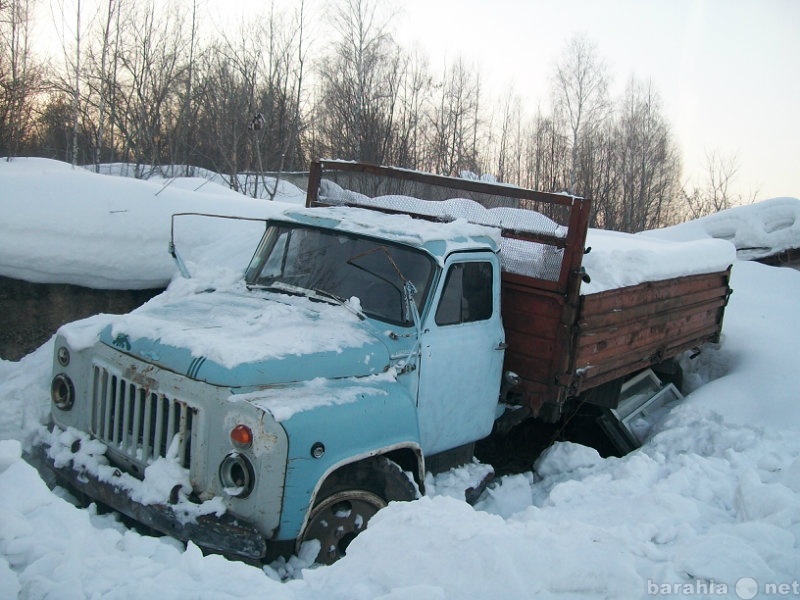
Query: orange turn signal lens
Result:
<box><xmin>230</xmin><ymin>424</ymin><xmax>253</xmax><ymax>448</ymax></box>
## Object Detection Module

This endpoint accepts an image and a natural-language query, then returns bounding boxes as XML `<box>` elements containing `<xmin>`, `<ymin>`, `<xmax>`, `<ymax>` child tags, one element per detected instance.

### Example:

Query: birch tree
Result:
<box><xmin>612</xmin><ymin>78</ymin><xmax>680</xmax><ymax>231</ymax></box>
<box><xmin>1</xmin><ymin>0</ymin><xmax>42</xmax><ymax>158</ymax></box>
<box><xmin>314</xmin><ymin>0</ymin><xmax>402</xmax><ymax>165</ymax></box>
<box><xmin>551</xmin><ymin>34</ymin><xmax>610</xmax><ymax>194</ymax></box>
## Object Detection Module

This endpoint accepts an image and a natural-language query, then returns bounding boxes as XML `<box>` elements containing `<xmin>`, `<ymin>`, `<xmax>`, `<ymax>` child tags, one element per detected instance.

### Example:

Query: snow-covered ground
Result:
<box><xmin>1</xmin><ymin>158</ymin><xmax>799</xmax><ymax>599</ymax></box>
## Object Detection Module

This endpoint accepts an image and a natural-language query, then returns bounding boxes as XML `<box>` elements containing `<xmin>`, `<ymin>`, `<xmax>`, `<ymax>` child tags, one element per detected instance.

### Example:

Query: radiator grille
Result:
<box><xmin>90</xmin><ymin>364</ymin><xmax>196</xmax><ymax>469</ymax></box>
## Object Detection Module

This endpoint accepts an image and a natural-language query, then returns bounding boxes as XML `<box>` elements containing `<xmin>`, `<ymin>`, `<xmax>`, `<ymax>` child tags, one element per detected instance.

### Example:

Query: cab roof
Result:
<box><xmin>277</xmin><ymin>205</ymin><xmax>500</xmax><ymax>262</ymax></box>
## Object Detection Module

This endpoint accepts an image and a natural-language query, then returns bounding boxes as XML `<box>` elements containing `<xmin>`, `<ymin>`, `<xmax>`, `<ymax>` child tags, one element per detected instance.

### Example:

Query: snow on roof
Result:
<box><xmin>278</xmin><ymin>205</ymin><xmax>500</xmax><ymax>258</ymax></box>
<box><xmin>643</xmin><ymin>197</ymin><xmax>800</xmax><ymax>260</ymax></box>
<box><xmin>0</xmin><ymin>158</ymin><xmax>298</xmax><ymax>289</ymax></box>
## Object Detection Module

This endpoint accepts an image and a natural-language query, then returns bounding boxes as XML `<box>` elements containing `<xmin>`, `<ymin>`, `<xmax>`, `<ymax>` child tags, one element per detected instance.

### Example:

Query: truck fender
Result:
<box><xmin>271</xmin><ymin>379</ymin><xmax>422</xmax><ymax>543</ymax></box>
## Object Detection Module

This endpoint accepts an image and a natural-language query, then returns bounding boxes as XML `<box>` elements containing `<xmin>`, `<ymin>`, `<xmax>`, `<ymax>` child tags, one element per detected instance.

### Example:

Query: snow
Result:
<box><xmin>235</xmin><ymin>371</ymin><xmax>395</xmax><ymax>423</ymax></box>
<box><xmin>1</xmin><ymin>158</ymin><xmax>800</xmax><ymax>598</ymax></box>
<box><xmin>103</xmin><ymin>280</ymin><xmax>377</xmax><ymax>368</ymax></box>
<box><xmin>319</xmin><ymin>178</ymin><xmax>736</xmax><ymax>292</ymax></box>
<box><xmin>0</xmin><ymin>158</ymin><xmax>302</xmax><ymax>289</ymax></box>
<box><xmin>644</xmin><ymin>198</ymin><xmax>800</xmax><ymax>261</ymax></box>
<box><xmin>581</xmin><ymin>230</ymin><xmax>735</xmax><ymax>294</ymax></box>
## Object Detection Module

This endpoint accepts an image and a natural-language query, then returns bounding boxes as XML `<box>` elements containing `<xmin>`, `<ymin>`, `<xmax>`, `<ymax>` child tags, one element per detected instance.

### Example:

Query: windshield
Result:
<box><xmin>245</xmin><ymin>223</ymin><xmax>435</xmax><ymax>325</ymax></box>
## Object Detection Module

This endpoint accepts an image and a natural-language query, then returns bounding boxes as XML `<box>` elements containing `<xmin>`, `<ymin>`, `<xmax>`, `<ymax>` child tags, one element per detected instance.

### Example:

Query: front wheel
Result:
<box><xmin>301</xmin><ymin>489</ymin><xmax>387</xmax><ymax>564</ymax></box>
<box><xmin>298</xmin><ymin>456</ymin><xmax>416</xmax><ymax>564</ymax></box>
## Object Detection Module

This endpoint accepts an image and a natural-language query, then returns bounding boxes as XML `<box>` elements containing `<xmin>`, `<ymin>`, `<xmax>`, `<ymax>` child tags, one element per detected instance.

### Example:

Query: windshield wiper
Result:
<box><xmin>312</xmin><ymin>288</ymin><xmax>366</xmax><ymax>321</ymax></box>
<box><xmin>248</xmin><ymin>281</ymin><xmax>308</xmax><ymax>296</ymax></box>
<box><xmin>251</xmin><ymin>281</ymin><xmax>366</xmax><ymax>321</ymax></box>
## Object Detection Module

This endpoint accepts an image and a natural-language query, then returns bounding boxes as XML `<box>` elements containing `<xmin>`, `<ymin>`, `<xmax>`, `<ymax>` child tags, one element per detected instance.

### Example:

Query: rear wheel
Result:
<box><xmin>298</xmin><ymin>456</ymin><xmax>416</xmax><ymax>564</ymax></box>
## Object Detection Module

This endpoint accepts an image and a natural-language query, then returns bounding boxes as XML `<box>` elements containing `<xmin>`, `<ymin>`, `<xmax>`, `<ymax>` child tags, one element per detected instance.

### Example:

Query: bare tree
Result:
<box><xmin>495</xmin><ymin>91</ymin><xmax>523</xmax><ymax>184</ymax></box>
<box><xmin>112</xmin><ymin>0</ymin><xmax>188</xmax><ymax>172</ymax></box>
<box><xmin>387</xmin><ymin>49</ymin><xmax>430</xmax><ymax>169</ymax></box>
<box><xmin>611</xmin><ymin>78</ymin><xmax>681</xmax><ymax>231</ymax></box>
<box><xmin>551</xmin><ymin>34</ymin><xmax>611</xmax><ymax>194</ymax></box>
<box><xmin>522</xmin><ymin>106</ymin><xmax>569</xmax><ymax>193</ymax></box>
<box><xmin>425</xmin><ymin>57</ymin><xmax>483</xmax><ymax>176</ymax></box>
<box><xmin>49</xmin><ymin>0</ymin><xmax>89</xmax><ymax>165</ymax></box>
<box><xmin>314</xmin><ymin>0</ymin><xmax>402</xmax><ymax>164</ymax></box>
<box><xmin>92</xmin><ymin>0</ymin><xmax>116</xmax><ymax>170</ymax></box>
<box><xmin>1</xmin><ymin>0</ymin><xmax>43</xmax><ymax>158</ymax></box>
<box><xmin>70</xmin><ymin>0</ymin><xmax>80</xmax><ymax>166</ymax></box>
<box><xmin>575</xmin><ymin>120</ymin><xmax>617</xmax><ymax>227</ymax></box>
<box><xmin>194</xmin><ymin>38</ymin><xmax>258</xmax><ymax>191</ymax></box>
<box><xmin>682</xmin><ymin>150</ymin><xmax>754</xmax><ymax>219</ymax></box>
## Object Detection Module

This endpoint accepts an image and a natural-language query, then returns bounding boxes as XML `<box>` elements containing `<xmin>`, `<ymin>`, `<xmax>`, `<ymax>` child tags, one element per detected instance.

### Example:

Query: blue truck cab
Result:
<box><xmin>42</xmin><ymin>201</ymin><xmax>506</xmax><ymax>564</ymax></box>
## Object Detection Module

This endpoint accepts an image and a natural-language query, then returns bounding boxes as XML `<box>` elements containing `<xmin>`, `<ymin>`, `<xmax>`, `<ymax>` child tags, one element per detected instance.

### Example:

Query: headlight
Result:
<box><xmin>219</xmin><ymin>452</ymin><xmax>255</xmax><ymax>498</ymax></box>
<box><xmin>51</xmin><ymin>374</ymin><xmax>75</xmax><ymax>410</ymax></box>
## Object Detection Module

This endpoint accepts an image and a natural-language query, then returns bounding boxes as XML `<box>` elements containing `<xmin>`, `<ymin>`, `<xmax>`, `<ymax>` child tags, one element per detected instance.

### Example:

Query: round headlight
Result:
<box><xmin>219</xmin><ymin>452</ymin><xmax>255</xmax><ymax>498</ymax></box>
<box><xmin>51</xmin><ymin>374</ymin><xmax>75</xmax><ymax>410</ymax></box>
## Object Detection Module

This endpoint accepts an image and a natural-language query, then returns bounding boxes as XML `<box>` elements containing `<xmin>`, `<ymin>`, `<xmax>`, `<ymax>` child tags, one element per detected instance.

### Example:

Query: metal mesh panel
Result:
<box><xmin>499</xmin><ymin>238</ymin><xmax>565</xmax><ymax>281</ymax></box>
<box><xmin>90</xmin><ymin>363</ymin><xmax>196</xmax><ymax>470</ymax></box>
<box><xmin>317</xmin><ymin>169</ymin><xmax>571</xmax><ymax>282</ymax></box>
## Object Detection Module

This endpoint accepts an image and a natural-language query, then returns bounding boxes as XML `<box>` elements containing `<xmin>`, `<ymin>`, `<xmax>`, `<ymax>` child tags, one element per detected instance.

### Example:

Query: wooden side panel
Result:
<box><xmin>501</xmin><ymin>268</ymin><xmax>731</xmax><ymax>415</ymax></box>
<box><xmin>570</xmin><ymin>270</ymin><xmax>731</xmax><ymax>394</ymax></box>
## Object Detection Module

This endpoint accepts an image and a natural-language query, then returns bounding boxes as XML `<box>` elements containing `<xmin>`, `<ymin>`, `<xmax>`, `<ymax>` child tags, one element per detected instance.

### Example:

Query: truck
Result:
<box><xmin>34</xmin><ymin>160</ymin><xmax>732</xmax><ymax>565</ymax></box>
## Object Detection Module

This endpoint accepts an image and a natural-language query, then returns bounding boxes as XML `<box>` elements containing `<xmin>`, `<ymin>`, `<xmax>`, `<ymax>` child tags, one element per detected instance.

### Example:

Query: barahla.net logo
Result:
<box><xmin>647</xmin><ymin>577</ymin><xmax>800</xmax><ymax>598</ymax></box>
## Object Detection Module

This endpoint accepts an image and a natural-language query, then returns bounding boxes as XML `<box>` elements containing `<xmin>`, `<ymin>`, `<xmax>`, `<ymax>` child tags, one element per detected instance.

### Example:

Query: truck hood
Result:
<box><xmin>98</xmin><ymin>286</ymin><xmax>392</xmax><ymax>388</ymax></box>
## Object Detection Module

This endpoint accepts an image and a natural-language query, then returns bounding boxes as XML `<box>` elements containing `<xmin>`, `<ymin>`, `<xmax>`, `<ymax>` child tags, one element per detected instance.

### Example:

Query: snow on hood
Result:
<box><xmin>61</xmin><ymin>278</ymin><xmax>390</xmax><ymax>383</ymax></box>
<box><xmin>230</xmin><ymin>370</ymin><xmax>397</xmax><ymax>422</ymax></box>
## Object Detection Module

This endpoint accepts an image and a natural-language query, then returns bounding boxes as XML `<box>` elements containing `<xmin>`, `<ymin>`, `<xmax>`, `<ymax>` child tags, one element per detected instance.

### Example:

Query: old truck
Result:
<box><xmin>36</xmin><ymin>160</ymin><xmax>733</xmax><ymax>565</ymax></box>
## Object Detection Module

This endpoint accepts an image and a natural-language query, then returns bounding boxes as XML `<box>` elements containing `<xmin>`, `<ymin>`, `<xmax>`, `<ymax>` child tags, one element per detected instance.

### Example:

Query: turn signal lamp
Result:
<box><xmin>230</xmin><ymin>424</ymin><xmax>253</xmax><ymax>448</ymax></box>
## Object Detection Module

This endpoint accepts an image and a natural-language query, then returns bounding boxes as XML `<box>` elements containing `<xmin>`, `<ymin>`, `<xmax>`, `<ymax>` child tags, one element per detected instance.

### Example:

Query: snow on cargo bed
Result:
<box><xmin>319</xmin><ymin>182</ymin><xmax>736</xmax><ymax>295</ymax></box>
<box><xmin>578</xmin><ymin>229</ymin><xmax>735</xmax><ymax>294</ymax></box>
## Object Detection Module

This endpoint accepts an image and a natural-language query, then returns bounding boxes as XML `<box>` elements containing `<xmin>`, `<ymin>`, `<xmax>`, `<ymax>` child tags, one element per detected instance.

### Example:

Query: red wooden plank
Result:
<box><xmin>580</xmin><ymin>271</ymin><xmax>730</xmax><ymax>314</ymax></box>
<box><xmin>578</xmin><ymin>287</ymin><xmax>729</xmax><ymax>330</ymax></box>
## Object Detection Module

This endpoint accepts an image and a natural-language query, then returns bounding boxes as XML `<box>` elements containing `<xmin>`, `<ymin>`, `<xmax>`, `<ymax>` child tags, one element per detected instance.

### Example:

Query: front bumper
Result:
<box><xmin>25</xmin><ymin>443</ymin><xmax>268</xmax><ymax>561</ymax></box>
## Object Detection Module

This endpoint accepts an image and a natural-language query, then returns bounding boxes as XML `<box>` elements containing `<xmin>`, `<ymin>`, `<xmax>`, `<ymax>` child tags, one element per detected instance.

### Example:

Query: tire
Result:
<box><xmin>298</xmin><ymin>456</ymin><xmax>416</xmax><ymax>564</ymax></box>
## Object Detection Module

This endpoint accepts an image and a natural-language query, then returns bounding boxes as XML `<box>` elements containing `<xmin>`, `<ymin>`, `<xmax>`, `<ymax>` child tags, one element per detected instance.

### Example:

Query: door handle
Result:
<box><xmin>495</xmin><ymin>342</ymin><xmax>509</xmax><ymax>350</ymax></box>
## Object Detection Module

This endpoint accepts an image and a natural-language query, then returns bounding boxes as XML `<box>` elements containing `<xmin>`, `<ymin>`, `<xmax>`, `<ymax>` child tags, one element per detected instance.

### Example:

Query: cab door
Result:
<box><xmin>415</xmin><ymin>253</ymin><xmax>505</xmax><ymax>455</ymax></box>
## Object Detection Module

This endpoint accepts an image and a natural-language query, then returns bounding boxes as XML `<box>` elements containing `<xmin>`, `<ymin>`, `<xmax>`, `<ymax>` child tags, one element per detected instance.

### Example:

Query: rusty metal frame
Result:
<box><xmin>305</xmin><ymin>159</ymin><xmax>592</xmax><ymax>296</ymax></box>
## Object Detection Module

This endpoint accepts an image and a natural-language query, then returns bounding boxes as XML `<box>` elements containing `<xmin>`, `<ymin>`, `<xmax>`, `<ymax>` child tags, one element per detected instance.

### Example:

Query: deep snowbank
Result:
<box><xmin>0</xmin><ymin>159</ymin><xmax>302</xmax><ymax>289</ymax></box>
<box><xmin>644</xmin><ymin>197</ymin><xmax>800</xmax><ymax>260</ymax></box>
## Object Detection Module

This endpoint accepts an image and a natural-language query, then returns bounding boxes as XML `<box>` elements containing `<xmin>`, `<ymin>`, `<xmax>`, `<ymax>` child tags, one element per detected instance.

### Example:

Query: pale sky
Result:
<box><xmin>37</xmin><ymin>0</ymin><xmax>799</xmax><ymax>202</ymax></box>
<box><xmin>393</xmin><ymin>0</ymin><xmax>799</xmax><ymax>202</ymax></box>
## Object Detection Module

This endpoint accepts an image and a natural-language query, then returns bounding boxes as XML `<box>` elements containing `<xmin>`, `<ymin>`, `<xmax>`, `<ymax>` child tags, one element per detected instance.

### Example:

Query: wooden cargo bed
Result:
<box><xmin>502</xmin><ymin>268</ymin><xmax>731</xmax><ymax>418</ymax></box>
